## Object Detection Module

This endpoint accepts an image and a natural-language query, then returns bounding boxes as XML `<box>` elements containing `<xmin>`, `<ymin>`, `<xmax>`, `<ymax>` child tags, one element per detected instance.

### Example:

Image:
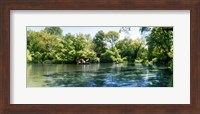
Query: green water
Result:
<box><xmin>27</xmin><ymin>63</ymin><xmax>173</xmax><ymax>87</ymax></box>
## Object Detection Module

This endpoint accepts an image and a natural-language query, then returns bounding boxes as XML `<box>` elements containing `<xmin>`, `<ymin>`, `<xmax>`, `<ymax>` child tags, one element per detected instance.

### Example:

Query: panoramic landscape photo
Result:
<box><xmin>27</xmin><ymin>26</ymin><xmax>173</xmax><ymax>87</ymax></box>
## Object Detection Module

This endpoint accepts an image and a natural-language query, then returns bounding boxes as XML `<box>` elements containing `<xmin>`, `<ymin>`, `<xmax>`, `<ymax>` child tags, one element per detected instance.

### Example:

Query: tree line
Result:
<box><xmin>27</xmin><ymin>27</ymin><xmax>173</xmax><ymax>68</ymax></box>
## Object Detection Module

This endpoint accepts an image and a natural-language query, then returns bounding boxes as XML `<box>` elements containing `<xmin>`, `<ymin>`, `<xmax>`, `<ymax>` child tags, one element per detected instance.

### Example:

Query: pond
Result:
<box><xmin>27</xmin><ymin>63</ymin><xmax>173</xmax><ymax>87</ymax></box>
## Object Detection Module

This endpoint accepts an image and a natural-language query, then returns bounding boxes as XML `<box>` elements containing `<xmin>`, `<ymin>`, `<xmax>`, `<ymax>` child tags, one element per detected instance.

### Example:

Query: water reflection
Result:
<box><xmin>27</xmin><ymin>63</ymin><xmax>173</xmax><ymax>87</ymax></box>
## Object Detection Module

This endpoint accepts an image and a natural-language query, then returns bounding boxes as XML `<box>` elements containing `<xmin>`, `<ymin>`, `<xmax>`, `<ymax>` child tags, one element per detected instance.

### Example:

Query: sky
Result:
<box><xmin>27</xmin><ymin>26</ymin><xmax>144</xmax><ymax>40</ymax></box>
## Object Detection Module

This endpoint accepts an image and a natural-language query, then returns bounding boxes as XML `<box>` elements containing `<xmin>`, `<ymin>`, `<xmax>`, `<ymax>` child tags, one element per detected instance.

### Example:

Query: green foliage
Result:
<box><xmin>167</xmin><ymin>48</ymin><xmax>173</xmax><ymax>70</ymax></box>
<box><xmin>119</xmin><ymin>27</ymin><xmax>131</xmax><ymax>37</ymax></box>
<box><xmin>44</xmin><ymin>27</ymin><xmax>63</xmax><ymax>36</ymax></box>
<box><xmin>27</xmin><ymin>30</ymin><xmax>61</xmax><ymax>63</ymax></box>
<box><xmin>146</xmin><ymin>27</ymin><xmax>173</xmax><ymax>65</ymax></box>
<box><xmin>27</xmin><ymin>50</ymin><xmax>32</xmax><ymax>62</ymax></box>
<box><xmin>33</xmin><ymin>52</ymin><xmax>43</xmax><ymax>63</ymax></box>
<box><xmin>139</xmin><ymin>27</ymin><xmax>151</xmax><ymax>35</ymax></box>
<box><xmin>100</xmin><ymin>47</ymin><xmax>124</xmax><ymax>63</ymax></box>
<box><xmin>27</xmin><ymin>30</ymin><xmax>42</xmax><ymax>53</ymax></box>
<box><xmin>93</xmin><ymin>30</ymin><xmax>107</xmax><ymax>57</ymax></box>
<box><xmin>115</xmin><ymin>38</ymin><xmax>147</xmax><ymax>62</ymax></box>
<box><xmin>27</xmin><ymin>27</ymin><xmax>173</xmax><ymax>70</ymax></box>
<box><xmin>100</xmin><ymin>50</ymin><xmax>115</xmax><ymax>63</ymax></box>
<box><xmin>82</xmin><ymin>50</ymin><xmax>99</xmax><ymax>63</ymax></box>
<box><xmin>105</xmin><ymin>31</ymin><xmax>119</xmax><ymax>48</ymax></box>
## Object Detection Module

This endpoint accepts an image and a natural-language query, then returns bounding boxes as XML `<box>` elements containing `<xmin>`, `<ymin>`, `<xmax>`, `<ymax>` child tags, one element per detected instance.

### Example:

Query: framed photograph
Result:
<box><xmin>0</xmin><ymin>0</ymin><xmax>199</xmax><ymax>114</ymax></box>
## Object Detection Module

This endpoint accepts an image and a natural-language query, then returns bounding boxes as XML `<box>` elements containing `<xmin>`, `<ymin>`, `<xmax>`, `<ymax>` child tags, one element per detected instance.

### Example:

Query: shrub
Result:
<box><xmin>100</xmin><ymin>50</ymin><xmax>115</xmax><ymax>63</ymax></box>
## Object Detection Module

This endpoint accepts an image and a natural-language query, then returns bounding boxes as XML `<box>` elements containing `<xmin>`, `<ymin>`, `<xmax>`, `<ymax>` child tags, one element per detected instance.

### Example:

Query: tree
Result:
<box><xmin>62</xmin><ymin>33</ymin><xmax>99</xmax><ymax>64</ymax></box>
<box><xmin>119</xmin><ymin>27</ymin><xmax>131</xmax><ymax>37</ymax></box>
<box><xmin>93</xmin><ymin>30</ymin><xmax>107</xmax><ymax>57</ymax></box>
<box><xmin>131</xmin><ymin>38</ymin><xmax>145</xmax><ymax>61</ymax></box>
<box><xmin>139</xmin><ymin>27</ymin><xmax>151</xmax><ymax>35</ymax></box>
<box><xmin>27</xmin><ymin>27</ymin><xmax>172</xmax><ymax>65</ymax></box>
<box><xmin>69</xmin><ymin>34</ymin><xmax>86</xmax><ymax>63</ymax></box>
<box><xmin>53</xmin><ymin>33</ymin><xmax>74</xmax><ymax>63</ymax></box>
<box><xmin>85</xmin><ymin>34</ymin><xmax>92</xmax><ymax>42</ymax></box>
<box><xmin>27</xmin><ymin>30</ymin><xmax>42</xmax><ymax>53</ymax></box>
<box><xmin>27</xmin><ymin>30</ymin><xmax>61</xmax><ymax>63</ymax></box>
<box><xmin>146</xmin><ymin>27</ymin><xmax>173</xmax><ymax>64</ymax></box>
<box><xmin>83</xmin><ymin>34</ymin><xmax>99</xmax><ymax>63</ymax></box>
<box><xmin>115</xmin><ymin>38</ymin><xmax>146</xmax><ymax>62</ymax></box>
<box><xmin>44</xmin><ymin>27</ymin><xmax>63</xmax><ymax>36</ymax></box>
<box><xmin>100</xmin><ymin>50</ymin><xmax>115</xmax><ymax>63</ymax></box>
<box><xmin>115</xmin><ymin>38</ymin><xmax>132</xmax><ymax>58</ymax></box>
<box><xmin>105</xmin><ymin>31</ymin><xmax>119</xmax><ymax>48</ymax></box>
<box><xmin>27</xmin><ymin>50</ymin><xmax>32</xmax><ymax>62</ymax></box>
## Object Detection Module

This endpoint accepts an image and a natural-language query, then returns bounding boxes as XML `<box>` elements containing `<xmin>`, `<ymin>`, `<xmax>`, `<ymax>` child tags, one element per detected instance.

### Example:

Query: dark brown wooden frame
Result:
<box><xmin>0</xmin><ymin>0</ymin><xmax>200</xmax><ymax>114</ymax></box>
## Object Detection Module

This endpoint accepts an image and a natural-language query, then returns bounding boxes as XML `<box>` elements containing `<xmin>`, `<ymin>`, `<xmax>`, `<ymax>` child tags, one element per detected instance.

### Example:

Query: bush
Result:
<box><xmin>27</xmin><ymin>50</ymin><xmax>32</xmax><ymax>63</ymax></box>
<box><xmin>152</xmin><ymin>57</ymin><xmax>157</xmax><ymax>63</ymax></box>
<box><xmin>114</xmin><ymin>57</ymin><xmax>124</xmax><ymax>63</ymax></box>
<box><xmin>100</xmin><ymin>50</ymin><xmax>115</xmax><ymax>63</ymax></box>
<box><xmin>33</xmin><ymin>52</ymin><xmax>43</xmax><ymax>63</ymax></box>
<box><xmin>134</xmin><ymin>59</ymin><xmax>143</xmax><ymax>63</ymax></box>
<box><xmin>92</xmin><ymin>57</ymin><xmax>100</xmax><ymax>63</ymax></box>
<box><xmin>100</xmin><ymin>50</ymin><xmax>125</xmax><ymax>63</ymax></box>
